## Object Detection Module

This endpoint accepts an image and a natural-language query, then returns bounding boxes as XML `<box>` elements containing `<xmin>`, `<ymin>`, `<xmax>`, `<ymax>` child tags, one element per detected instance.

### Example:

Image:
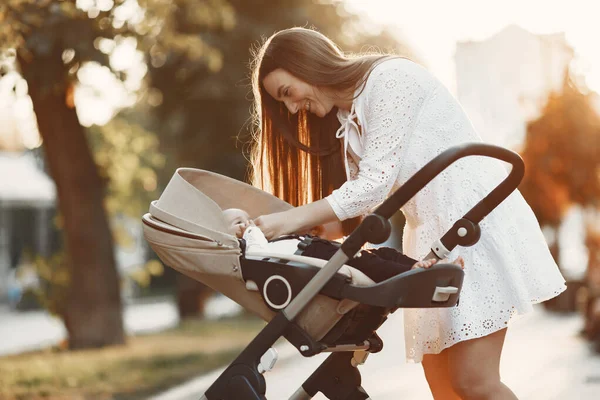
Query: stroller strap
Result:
<box><xmin>293</xmin><ymin>235</ymin><xmax>343</xmax><ymax>256</ymax></box>
<box><xmin>294</xmin><ymin>236</ymin><xmax>316</xmax><ymax>255</ymax></box>
<box><xmin>271</xmin><ymin>234</ymin><xmax>303</xmax><ymax>242</ymax></box>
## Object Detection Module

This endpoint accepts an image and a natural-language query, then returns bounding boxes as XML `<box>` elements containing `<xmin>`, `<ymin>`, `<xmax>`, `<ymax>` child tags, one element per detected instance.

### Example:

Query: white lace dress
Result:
<box><xmin>325</xmin><ymin>58</ymin><xmax>566</xmax><ymax>363</ymax></box>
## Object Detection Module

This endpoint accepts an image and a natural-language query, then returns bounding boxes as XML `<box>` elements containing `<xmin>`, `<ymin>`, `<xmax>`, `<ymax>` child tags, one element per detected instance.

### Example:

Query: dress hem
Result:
<box><xmin>405</xmin><ymin>282</ymin><xmax>568</xmax><ymax>364</ymax></box>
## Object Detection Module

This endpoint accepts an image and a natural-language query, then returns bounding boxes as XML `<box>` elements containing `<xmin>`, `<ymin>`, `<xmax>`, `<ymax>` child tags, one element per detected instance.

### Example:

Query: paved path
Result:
<box><xmin>153</xmin><ymin>305</ymin><xmax>600</xmax><ymax>400</ymax></box>
<box><xmin>0</xmin><ymin>298</ymin><xmax>179</xmax><ymax>356</ymax></box>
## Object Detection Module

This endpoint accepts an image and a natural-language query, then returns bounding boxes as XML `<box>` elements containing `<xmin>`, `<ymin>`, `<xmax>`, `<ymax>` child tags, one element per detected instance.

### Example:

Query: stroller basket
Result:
<box><xmin>143</xmin><ymin>143</ymin><xmax>524</xmax><ymax>400</ymax></box>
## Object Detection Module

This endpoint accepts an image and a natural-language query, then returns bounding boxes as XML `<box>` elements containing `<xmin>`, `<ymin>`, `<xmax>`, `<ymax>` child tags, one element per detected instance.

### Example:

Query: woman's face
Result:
<box><xmin>262</xmin><ymin>69</ymin><xmax>334</xmax><ymax>118</ymax></box>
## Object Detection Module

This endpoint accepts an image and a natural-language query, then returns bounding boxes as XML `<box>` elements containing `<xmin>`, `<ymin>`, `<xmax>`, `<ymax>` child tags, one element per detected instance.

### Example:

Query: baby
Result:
<box><xmin>224</xmin><ymin>208</ymin><xmax>256</xmax><ymax>238</ymax></box>
<box><xmin>223</xmin><ymin>208</ymin><xmax>464</xmax><ymax>283</ymax></box>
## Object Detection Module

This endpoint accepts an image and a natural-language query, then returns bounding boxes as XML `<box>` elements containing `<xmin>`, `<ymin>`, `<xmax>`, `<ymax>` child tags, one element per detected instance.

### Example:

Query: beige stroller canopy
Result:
<box><xmin>143</xmin><ymin>168</ymin><xmax>374</xmax><ymax>340</ymax></box>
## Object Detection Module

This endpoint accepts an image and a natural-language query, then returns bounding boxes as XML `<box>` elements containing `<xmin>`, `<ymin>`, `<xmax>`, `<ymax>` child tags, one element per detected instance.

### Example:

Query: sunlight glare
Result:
<box><xmin>75</xmin><ymin>63</ymin><xmax>136</xmax><ymax>127</ymax></box>
<box><xmin>343</xmin><ymin>0</ymin><xmax>600</xmax><ymax>95</ymax></box>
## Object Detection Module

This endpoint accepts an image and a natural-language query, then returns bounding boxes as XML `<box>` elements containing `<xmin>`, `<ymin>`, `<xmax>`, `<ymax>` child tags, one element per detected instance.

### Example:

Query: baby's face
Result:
<box><xmin>223</xmin><ymin>208</ymin><xmax>252</xmax><ymax>238</ymax></box>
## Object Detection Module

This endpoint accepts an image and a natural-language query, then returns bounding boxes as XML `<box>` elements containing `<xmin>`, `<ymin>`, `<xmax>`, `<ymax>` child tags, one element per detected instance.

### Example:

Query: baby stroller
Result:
<box><xmin>142</xmin><ymin>143</ymin><xmax>524</xmax><ymax>400</ymax></box>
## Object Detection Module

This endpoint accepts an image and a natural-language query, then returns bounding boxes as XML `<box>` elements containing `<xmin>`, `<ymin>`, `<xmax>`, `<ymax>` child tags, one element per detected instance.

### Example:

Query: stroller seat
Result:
<box><xmin>143</xmin><ymin>211</ymin><xmax>378</xmax><ymax>342</ymax></box>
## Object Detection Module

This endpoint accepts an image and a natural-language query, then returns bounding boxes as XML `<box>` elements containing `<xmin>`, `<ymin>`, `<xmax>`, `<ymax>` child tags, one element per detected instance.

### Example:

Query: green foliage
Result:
<box><xmin>87</xmin><ymin>115</ymin><xmax>165</xmax><ymax>218</ymax></box>
<box><xmin>127</xmin><ymin>259</ymin><xmax>164</xmax><ymax>287</ymax></box>
<box><xmin>2</xmin><ymin>0</ymin><xmax>110</xmax><ymax>87</ymax></box>
<box><xmin>2</xmin><ymin>0</ymin><xmax>234</xmax><ymax>89</ymax></box>
<box><xmin>86</xmin><ymin>113</ymin><xmax>168</xmax><ymax>286</ymax></box>
<box><xmin>138</xmin><ymin>0</ymin><xmax>236</xmax><ymax>71</ymax></box>
<box><xmin>32</xmin><ymin>250</ymin><xmax>70</xmax><ymax>317</ymax></box>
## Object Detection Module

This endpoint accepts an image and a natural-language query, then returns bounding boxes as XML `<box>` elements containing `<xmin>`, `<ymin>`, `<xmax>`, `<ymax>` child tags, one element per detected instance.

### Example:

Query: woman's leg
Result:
<box><xmin>445</xmin><ymin>328</ymin><xmax>518</xmax><ymax>400</ymax></box>
<box><xmin>422</xmin><ymin>351</ymin><xmax>461</xmax><ymax>400</ymax></box>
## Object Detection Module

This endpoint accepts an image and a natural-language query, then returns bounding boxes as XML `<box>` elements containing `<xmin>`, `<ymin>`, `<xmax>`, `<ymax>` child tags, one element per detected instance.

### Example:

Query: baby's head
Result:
<box><xmin>222</xmin><ymin>208</ymin><xmax>252</xmax><ymax>238</ymax></box>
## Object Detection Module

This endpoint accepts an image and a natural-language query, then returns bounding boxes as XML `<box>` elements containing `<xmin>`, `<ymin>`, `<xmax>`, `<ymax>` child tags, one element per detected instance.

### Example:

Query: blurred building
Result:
<box><xmin>455</xmin><ymin>24</ymin><xmax>574</xmax><ymax>149</ymax></box>
<box><xmin>0</xmin><ymin>152</ymin><xmax>57</xmax><ymax>303</ymax></box>
<box><xmin>0</xmin><ymin>66</ymin><xmax>58</xmax><ymax>303</ymax></box>
<box><xmin>455</xmin><ymin>25</ymin><xmax>593</xmax><ymax>280</ymax></box>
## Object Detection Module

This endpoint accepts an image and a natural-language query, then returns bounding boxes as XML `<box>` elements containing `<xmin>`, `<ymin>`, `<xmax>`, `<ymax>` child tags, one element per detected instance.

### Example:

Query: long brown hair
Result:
<box><xmin>249</xmin><ymin>27</ymin><xmax>389</xmax><ymax>235</ymax></box>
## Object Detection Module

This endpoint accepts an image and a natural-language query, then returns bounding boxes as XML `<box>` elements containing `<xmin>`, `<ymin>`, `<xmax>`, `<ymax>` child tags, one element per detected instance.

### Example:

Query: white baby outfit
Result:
<box><xmin>242</xmin><ymin>226</ymin><xmax>299</xmax><ymax>254</ymax></box>
<box><xmin>325</xmin><ymin>57</ymin><xmax>566</xmax><ymax>362</ymax></box>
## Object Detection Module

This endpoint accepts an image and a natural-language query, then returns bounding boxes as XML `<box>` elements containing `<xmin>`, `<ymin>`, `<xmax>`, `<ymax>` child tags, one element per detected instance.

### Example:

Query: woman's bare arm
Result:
<box><xmin>317</xmin><ymin>221</ymin><xmax>345</xmax><ymax>241</ymax></box>
<box><xmin>254</xmin><ymin>198</ymin><xmax>340</xmax><ymax>240</ymax></box>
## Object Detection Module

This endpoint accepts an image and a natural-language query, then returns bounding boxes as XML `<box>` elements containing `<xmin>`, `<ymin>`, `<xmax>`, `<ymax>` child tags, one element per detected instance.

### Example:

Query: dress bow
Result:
<box><xmin>335</xmin><ymin>103</ymin><xmax>359</xmax><ymax>180</ymax></box>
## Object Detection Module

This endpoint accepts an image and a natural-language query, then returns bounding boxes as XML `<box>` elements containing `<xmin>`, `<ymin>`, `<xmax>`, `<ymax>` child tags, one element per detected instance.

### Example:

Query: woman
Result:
<box><xmin>249</xmin><ymin>27</ymin><xmax>565</xmax><ymax>400</ymax></box>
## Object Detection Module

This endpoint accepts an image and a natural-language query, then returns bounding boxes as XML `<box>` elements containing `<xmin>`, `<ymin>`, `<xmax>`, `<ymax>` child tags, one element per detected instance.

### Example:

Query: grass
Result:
<box><xmin>0</xmin><ymin>316</ymin><xmax>266</xmax><ymax>400</ymax></box>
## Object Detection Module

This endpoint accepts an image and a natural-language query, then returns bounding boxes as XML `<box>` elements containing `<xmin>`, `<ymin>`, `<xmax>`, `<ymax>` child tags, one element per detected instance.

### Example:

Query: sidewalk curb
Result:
<box><xmin>149</xmin><ymin>341</ymin><xmax>300</xmax><ymax>400</ymax></box>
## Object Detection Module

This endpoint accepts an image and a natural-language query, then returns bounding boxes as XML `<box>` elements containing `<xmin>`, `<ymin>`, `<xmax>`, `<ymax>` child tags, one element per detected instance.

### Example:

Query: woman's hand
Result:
<box><xmin>254</xmin><ymin>211</ymin><xmax>299</xmax><ymax>240</ymax></box>
<box><xmin>411</xmin><ymin>259</ymin><xmax>438</xmax><ymax>270</ymax></box>
<box><xmin>411</xmin><ymin>256</ymin><xmax>465</xmax><ymax>270</ymax></box>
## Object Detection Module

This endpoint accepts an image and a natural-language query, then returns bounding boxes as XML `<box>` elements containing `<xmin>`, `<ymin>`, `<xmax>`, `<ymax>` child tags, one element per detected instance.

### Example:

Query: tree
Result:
<box><xmin>521</xmin><ymin>73</ymin><xmax>600</xmax><ymax>242</ymax></box>
<box><xmin>0</xmin><ymin>0</ymin><xmax>232</xmax><ymax>348</ymax></box>
<box><xmin>520</xmin><ymin>73</ymin><xmax>600</xmax><ymax>311</ymax></box>
<box><xmin>583</xmin><ymin>225</ymin><xmax>600</xmax><ymax>349</ymax></box>
<box><xmin>1</xmin><ymin>0</ymin><xmax>127</xmax><ymax>348</ymax></box>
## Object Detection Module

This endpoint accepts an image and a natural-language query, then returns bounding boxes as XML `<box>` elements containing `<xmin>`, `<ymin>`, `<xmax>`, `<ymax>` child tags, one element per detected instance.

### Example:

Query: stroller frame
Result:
<box><xmin>154</xmin><ymin>144</ymin><xmax>524</xmax><ymax>400</ymax></box>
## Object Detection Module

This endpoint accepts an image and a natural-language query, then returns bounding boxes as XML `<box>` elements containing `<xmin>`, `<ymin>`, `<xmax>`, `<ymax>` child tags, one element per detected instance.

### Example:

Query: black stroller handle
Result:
<box><xmin>287</xmin><ymin>143</ymin><xmax>523</xmax><ymax>319</ymax></box>
<box><xmin>375</xmin><ymin>142</ymin><xmax>524</xmax><ymax>219</ymax></box>
<box><xmin>341</xmin><ymin>143</ymin><xmax>525</xmax><ymax>257</ymax></box>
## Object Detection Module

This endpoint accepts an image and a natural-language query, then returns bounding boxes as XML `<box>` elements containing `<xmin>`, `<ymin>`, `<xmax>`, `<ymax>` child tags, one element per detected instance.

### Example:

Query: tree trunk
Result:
<box><xmin>584</xmin><ymin>229</ymin><xmax>600</xmax><ymax>347</ymax></box>
<box><xmin>19</xmin><ymin>54</ymin><xmax>125</xmax><ymax>349</ymax></box>
<box><xmin>176</xmin><ymin>274</ymin><xmax>214</xmax><ymax>319</ymax></box>
<box><xmin>544</xmin><ymin>237</ymin><xmax>580</xmax><ymax>313</ymax></box>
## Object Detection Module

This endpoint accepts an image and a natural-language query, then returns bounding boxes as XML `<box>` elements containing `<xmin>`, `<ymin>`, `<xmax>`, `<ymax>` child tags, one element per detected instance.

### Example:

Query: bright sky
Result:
<box><xmin>344</xmin><ymin>0</ymin><xmax>600</xmax><ymax>95</ymax></box>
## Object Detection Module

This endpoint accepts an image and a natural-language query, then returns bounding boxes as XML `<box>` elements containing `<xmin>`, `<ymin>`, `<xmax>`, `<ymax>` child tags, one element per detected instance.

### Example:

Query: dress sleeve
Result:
<box><xmin>326</xmin><ymin>62</ymin><xmax>434</xmax><ymax>220</ymax></box>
